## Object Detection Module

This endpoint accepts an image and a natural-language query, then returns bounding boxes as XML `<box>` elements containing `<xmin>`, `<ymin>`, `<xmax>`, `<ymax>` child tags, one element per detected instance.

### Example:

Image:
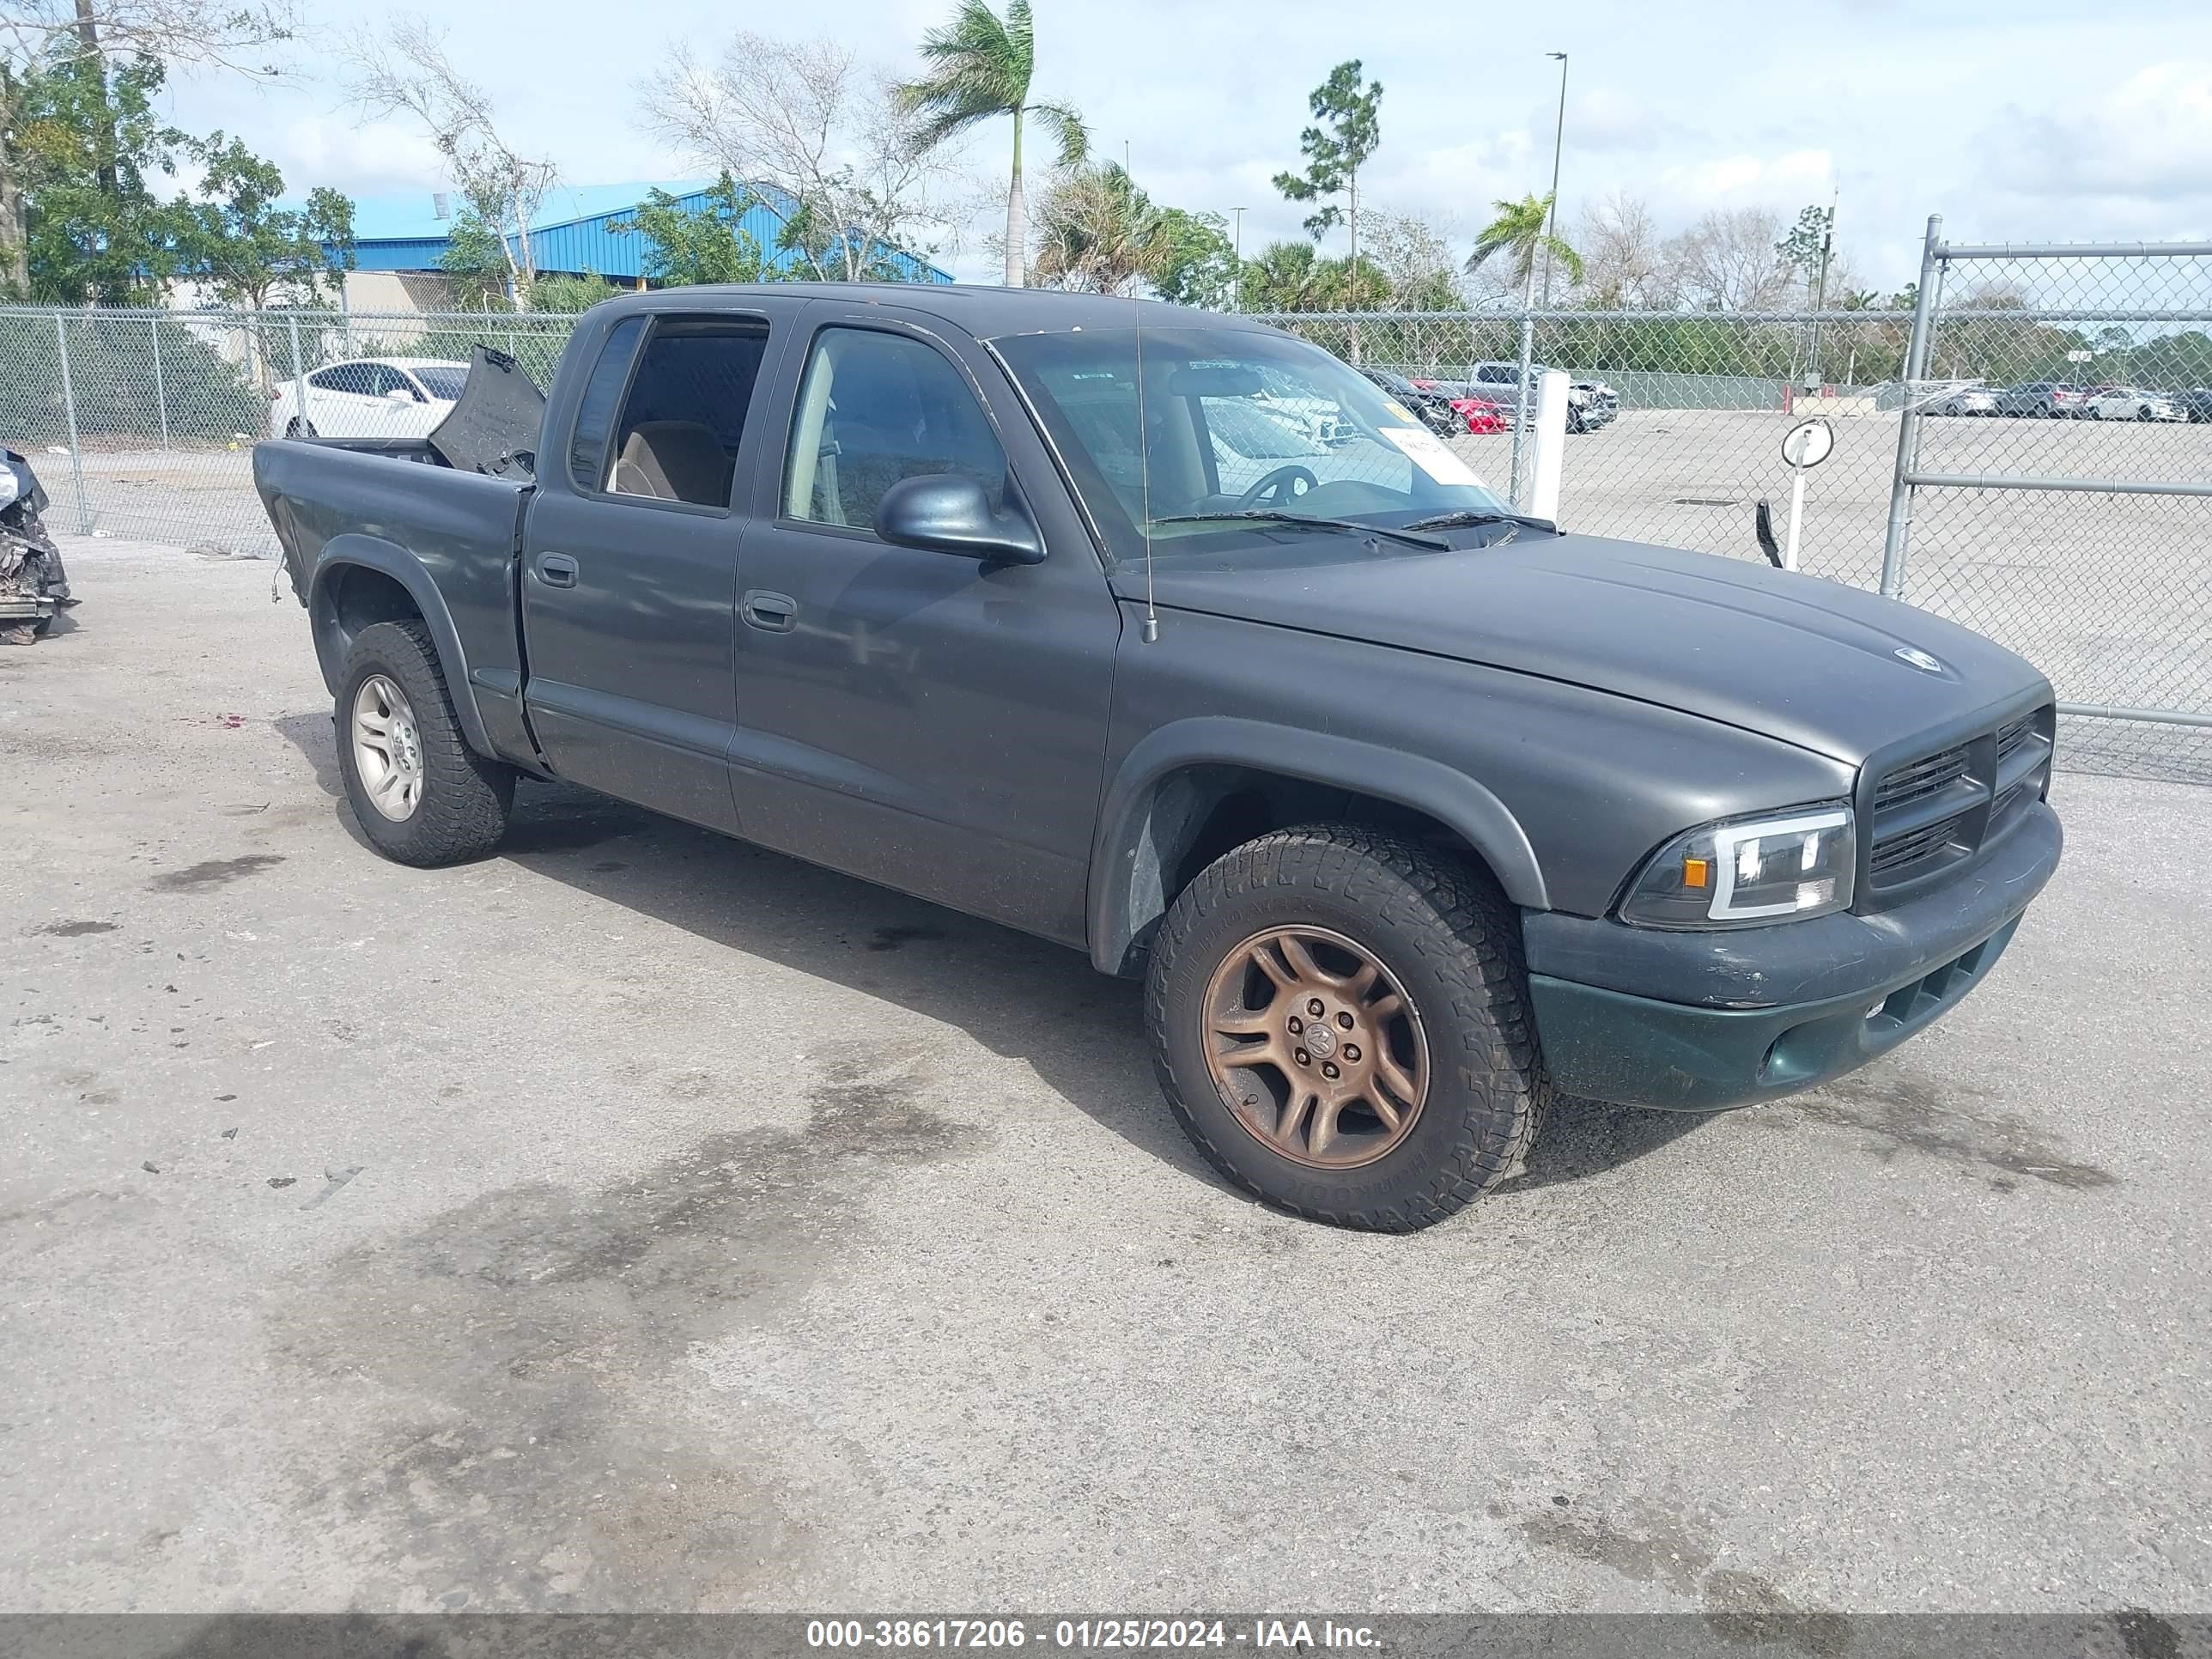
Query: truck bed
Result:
<box><xmin>253</xmin><ymin>437</ymin><xmax>532</xmax><ymax>611</ymax></box>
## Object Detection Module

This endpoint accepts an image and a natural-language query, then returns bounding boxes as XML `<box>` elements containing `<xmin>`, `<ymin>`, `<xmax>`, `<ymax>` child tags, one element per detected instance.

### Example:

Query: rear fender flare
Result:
<box><xmin>308</xmin><ymin>534</ymin><xmax>495</xmax><ymax>758</ymax></box>
<box><xmin>1086</xmin><ymin>715</ymin><xmax>1549</xmax><ymax>975</ymax></box>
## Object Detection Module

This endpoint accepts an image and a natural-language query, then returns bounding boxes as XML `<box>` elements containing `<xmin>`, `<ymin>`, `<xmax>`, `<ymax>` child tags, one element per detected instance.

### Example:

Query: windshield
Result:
<box><xmin>410</xmin><ymin>367</ymin><xmax>469</xmax><ymax>401</ymax></box>
<box><xmin>994</xmin><ymin>325</ymin><xmax>1512</xmax><ymax>567</ymax></box>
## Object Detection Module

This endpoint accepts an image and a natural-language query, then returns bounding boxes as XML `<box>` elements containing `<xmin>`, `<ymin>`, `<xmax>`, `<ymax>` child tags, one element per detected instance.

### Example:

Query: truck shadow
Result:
<box><xmin>274</xmin><ymin>715</ymin><xmax>1712</xmax><ymax>1198</ymax></box>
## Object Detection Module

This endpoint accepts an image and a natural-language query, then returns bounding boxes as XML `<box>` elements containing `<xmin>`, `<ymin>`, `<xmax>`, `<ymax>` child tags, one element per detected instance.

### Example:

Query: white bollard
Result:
<box><xmin>1525</xmin><ymin>369</ymin><xmax>1569</xmax><ymax>520</ymax></box>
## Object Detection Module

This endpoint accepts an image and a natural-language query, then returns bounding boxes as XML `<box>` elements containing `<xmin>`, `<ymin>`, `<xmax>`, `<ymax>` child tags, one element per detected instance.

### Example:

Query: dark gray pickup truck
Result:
<box><xmin>254</xmin><ymin>284</ymin><xmax>2062</xmax><ymax>1231</ymax></box>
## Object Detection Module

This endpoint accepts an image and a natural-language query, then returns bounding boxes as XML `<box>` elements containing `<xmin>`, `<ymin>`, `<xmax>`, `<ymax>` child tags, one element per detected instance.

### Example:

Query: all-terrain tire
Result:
<box><xmin>335</xmin><ymin>620</ymin><xmax>514</xmax><ymax>866</ymax></box>
<box><xmin>1145</xmin><ymin>823</ymin><xmax>1552</xmax><ymax>1231</ymax></box>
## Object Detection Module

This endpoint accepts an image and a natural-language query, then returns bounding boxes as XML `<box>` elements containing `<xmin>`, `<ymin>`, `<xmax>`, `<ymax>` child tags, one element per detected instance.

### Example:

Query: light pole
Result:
<box><xmin>1540</xmin><ymin>51</ymin><xmax>1569</xmax><ymax>307</ymax></box>
<box><xmin>1232</xmin><ymin>205</ymin><xmax>1248</xmax><ymax>312</ymax></box>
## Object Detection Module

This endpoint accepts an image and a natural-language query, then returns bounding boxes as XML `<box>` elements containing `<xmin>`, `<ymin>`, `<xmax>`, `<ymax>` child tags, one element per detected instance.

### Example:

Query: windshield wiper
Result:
<box><xmin>1145</xmin><ymin>510</ymin><xmax>1449</xmax><ymax>551</ymax></box>
<box><xmin>1400</xmin><ymin>507</ymin><xmax>1558</xmax><ymax>535</ymax></box>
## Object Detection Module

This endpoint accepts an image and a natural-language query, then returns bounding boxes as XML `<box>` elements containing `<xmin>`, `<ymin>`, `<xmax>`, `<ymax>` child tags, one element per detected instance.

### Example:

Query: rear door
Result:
<box><xmin>520</xmin><ymin>305</ymin><xmax>788</xmax><ymax>832</ymax></box>
<box><xmin>726</xmin><ymin>303</ymin><xmax>1121</xmax><ymax>944</ymax></box>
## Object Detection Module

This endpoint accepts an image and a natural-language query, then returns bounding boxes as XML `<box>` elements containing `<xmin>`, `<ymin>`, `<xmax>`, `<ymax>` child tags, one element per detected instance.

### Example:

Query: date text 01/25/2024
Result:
<box><xmin>805</xmin><ymin>1620</ymin><xmax>1380</xmax><ymax>1650</ymax></box>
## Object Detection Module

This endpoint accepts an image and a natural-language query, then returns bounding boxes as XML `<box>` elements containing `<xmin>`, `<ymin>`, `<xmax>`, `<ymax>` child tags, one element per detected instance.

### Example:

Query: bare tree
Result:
<box><xmin>1573</xmin><ymin>190</ymin><xmax>1672</xmax><ymax>307</ymax></box>
<box><xmin>0</xmin><ymin>0</ymin><xmax>297</xmax><ymax>294</ymax></box>
<box><xmin>345</xmin><ymin>15</ymin><xmax>556</xmax><ymax>293</ymax></box>
<box><xmin>1355</xmin><ymin>207</ymin><xmax>1465</xmax><ymax>309</ymax></box>
<box><xmin>1664</xmin><ymin>207</ymin><xmax>1793</xmax><ymax>312</ymax></box>
<box><xmin>639</xmin><ymin>33</ymin><xmax>961</xmax><ymax>283</ymax></box>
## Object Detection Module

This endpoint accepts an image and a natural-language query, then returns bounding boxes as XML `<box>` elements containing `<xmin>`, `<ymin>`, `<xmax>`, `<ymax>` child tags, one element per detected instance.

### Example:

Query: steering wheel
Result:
<box><xmin>1236</xmin><ymin>465</ymin><xmax>1319</xmax><ymax>509</ymax></box>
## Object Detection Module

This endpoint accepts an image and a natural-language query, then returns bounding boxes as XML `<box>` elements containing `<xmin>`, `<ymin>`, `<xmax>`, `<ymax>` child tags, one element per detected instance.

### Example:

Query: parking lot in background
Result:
<box><xmin>3</xmin><ymin>542</ymin><xmax>2208</xmax><ymax>1613</ymax></box>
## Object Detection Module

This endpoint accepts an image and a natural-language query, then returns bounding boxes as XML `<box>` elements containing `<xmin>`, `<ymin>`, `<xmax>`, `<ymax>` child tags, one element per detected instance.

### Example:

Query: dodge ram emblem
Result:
<box><xmin>1893</xmin><ymin>647</ymin><xmax>1945</xmax><ymax>674</ymax></box>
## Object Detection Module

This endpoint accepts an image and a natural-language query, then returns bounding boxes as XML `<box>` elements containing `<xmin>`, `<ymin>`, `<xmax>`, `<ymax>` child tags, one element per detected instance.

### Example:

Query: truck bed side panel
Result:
<box><xmin>253</xmin><ymin>439</ymin><xmax>537</xmax><ymax>765</ymax></box>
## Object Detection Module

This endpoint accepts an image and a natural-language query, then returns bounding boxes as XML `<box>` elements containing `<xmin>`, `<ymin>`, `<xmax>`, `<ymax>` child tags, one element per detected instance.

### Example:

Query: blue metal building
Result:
<box><xmin>339</xmin><ymin>179</ymin><xmax>953</xmax><ymax>289</ymax></box>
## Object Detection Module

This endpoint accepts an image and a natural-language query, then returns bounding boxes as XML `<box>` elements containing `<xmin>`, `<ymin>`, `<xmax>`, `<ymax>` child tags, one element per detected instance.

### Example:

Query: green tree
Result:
<box><xmin>1239</xmin><ymin>239</ymin><xmax>1387</xmax><ymax>313</ymax></box>
<box><xmin>1777</xmin><ymin>203</ymin><xmax>1834</xmax><ymax>306</ymax></box>
<box><xmin>438</xmin><ymin>210</ymin><xmax>514</xmax><ymax>310</ymax></box>
<box><xmin>896</xmin><ymin>0</ymin><xmax>1086</xmax><ymax>288</ymax></box>
<box><xmin>1272</xmin><ymin>60</ymin><xmax>1382</xmax><ymax>291</ymax></box>
<box><xmin>16</xmin><ymin>51</ymin><xmax>191</xmax><ymax>303</ymax></box>
<box><xmin>173</xmin><ymin>137</ymin><xmax>354</xmax><ymax>311</ymax></box>
<box><xmin>1152</xmin><ymin>208</ymin><xmax>1237</xmax><ymax>310</ymax></box>
<box><xmin>613</xmin><ymin>174</ymin><xmax>768</xmax><ymax>286</ymax></box>
<box><xmin>1030</xmin><ymin>161</ymin><xmax>1162</xmax><ymax>295</ymax></box>
<box><xmin>0</xmin><ymin>0</ymin><xmax>296</xmax><ymax>297</ymax></box>
<box><xmin>528</xmin><ymin>273</ymin><xmax>623</xmax><ymax>313</ymax></box>
<box><xmin>1466</xmin><ymin>193</ymin><xmax>1582</xmax><ymax>304</ymax></box>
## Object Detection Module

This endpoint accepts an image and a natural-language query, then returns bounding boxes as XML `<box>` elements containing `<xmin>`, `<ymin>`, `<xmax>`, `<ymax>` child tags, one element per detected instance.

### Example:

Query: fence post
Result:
<box><xmin>289</xmin><ymin>311</ymin><xmax>308</xmax><ymax>435</ymax></box>
<box><xmin>1880</xmin><ymin>214</ymin><xmax>1944</xmax><ymax>598</ymax></box>
<box><xmin>1509</xmin><ymin>312</ymin><xmax>1536</xmax><ymax>507</ymax></box>
<box><xmin>149</xmin><ymin>312</ymin><xmax>169</xmax><ymax>451</ymax></box>
<box><xmin>52</xmin><ymin>314</ymin><xmax>91</xmax><ymax>535</ymax></box>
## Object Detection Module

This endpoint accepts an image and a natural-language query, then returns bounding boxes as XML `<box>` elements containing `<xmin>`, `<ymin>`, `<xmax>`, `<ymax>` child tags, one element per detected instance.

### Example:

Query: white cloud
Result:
<box><xmin>1655</xmin><ymin>149</ymin><xmax>1834</xmax><ymax>210</ymax></box>
<box><xmin>1978</xmin><ymin>60</ymin><xmax>2212</xmax><ymax>207</ymax></box>
<box><xmin>274</xmin><ymin>118</ymin><xmax>449</xmax><ymax>197</ymax></box>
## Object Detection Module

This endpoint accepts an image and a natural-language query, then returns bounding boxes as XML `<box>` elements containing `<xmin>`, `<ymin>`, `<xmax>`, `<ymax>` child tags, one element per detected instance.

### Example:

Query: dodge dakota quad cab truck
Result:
<box><xmin>253</xmin><ymin>286</ymin><xmax>2063</xmax><ymax>1231</ymax></box>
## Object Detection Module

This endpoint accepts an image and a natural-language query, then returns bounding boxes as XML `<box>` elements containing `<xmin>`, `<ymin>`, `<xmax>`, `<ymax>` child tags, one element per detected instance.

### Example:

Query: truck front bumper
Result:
<box><xmin>1522</xmin><ymin>800</ymin><xmax>2062</xmax><ymax>1111</ymax></box>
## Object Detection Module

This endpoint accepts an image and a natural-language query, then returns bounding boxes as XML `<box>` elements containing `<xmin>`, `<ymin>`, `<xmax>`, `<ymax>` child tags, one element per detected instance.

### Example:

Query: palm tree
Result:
<box><xmin>1030</xmin><ymin>162</ymin><xmax>1164</xmax><ymax>295</ymax></box>
<box><xmin>1466</xmin><ymin>192</ymin><xmax>1583</xmax><ymax>304</ymax></box>
<box><xmin>896</xmin><ymin>0</ymin><xmax>1087</xmax><ymax>288</ymax></box>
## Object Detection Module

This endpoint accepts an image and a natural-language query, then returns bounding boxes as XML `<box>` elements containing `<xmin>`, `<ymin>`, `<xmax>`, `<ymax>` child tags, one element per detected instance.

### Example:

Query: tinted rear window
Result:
<box><xmin>568</xmin><ymin>317</ymin><xmax>646</xmax><ymax>491</ymax></box>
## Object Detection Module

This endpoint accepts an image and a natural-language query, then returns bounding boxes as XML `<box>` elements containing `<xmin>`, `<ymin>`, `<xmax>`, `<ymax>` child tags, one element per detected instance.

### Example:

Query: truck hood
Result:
<box><xmin>1113</xmin><ymin>532</ymin><xmax>2050</xmax><ymax>763</ymax></box>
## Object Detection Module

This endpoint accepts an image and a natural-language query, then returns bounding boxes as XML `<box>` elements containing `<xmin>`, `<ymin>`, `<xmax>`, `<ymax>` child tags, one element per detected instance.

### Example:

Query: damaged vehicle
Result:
<box><xmin>0</xmin><ymin>449</ymin><xmax>73</xmax><ymax>644</ymax></box>
<box><xmin>254</xmin><ymin>289</ymin><xmax>2062</xmax><ymax>1232</ymax></box>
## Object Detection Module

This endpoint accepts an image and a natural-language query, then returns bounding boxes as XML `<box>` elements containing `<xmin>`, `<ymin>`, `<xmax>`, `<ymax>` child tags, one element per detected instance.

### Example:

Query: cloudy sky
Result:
<box><xmin>160</xmin><ymin>0</ymin><xmax>2212</xmax><ymax>291</ymax></box>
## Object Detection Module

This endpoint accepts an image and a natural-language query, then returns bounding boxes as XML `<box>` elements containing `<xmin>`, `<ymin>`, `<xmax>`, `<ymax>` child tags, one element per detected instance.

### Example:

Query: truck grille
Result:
<box><xmin>1864</xmin><ymin>707</ymin><xmax>2052</xmax><ymax>897</ymax></box>
<box><xmin>1873</xmin><ymin>744</ymin><xmax>1971</xmax><ymax>814</ymax></box>
<box><xmin>1869</xmin><ymin>813</ymin><xmax>1970</xmax><ymax>879</ymax></box>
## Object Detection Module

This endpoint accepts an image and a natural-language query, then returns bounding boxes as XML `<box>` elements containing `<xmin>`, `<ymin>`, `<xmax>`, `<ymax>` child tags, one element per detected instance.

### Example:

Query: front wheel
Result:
<box><xmin>1145</xmin><ymin>824</ymin><xmax>1550</xmax><ymax>1231</ymax></box>
<box><xmin>335</xmin><ymin>620</ymin><xmax>514</xmax><ymax>866</ymax></box>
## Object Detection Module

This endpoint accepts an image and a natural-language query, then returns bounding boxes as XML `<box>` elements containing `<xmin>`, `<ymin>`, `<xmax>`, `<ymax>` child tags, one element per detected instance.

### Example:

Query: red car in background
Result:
<box><xmin>1410</xmin><ymin>380</ymin><xmax>1509</xmax><ymax>434</ymax></box>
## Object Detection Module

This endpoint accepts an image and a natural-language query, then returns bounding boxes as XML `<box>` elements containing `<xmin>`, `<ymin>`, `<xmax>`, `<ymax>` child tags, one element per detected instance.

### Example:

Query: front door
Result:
<box><xmin>520</xmin><ymin>308</ymin><xmax>782</xmax><ymax>833</ymax></box>
<box><xmin>728</xmin><ymin>307</ymin><xmax>1121</xmax><ymax>945</ymax></box>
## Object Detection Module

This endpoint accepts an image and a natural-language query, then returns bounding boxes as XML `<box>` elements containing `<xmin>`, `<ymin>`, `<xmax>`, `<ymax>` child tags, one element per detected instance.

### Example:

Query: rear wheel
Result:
<box><xmin>335</xmin><ymin>620</ymin><xmax>514</xmax><ymax>866</ymax></box>
<box><xmin>284</xmin><ymin>416</ymin><xmax>317</xmax><ymax>439</ymax></box>
<box><xmin>1145</xmin><ymin>824</ymin><xmax>1550</xmax><ymax>1231</ymax></box>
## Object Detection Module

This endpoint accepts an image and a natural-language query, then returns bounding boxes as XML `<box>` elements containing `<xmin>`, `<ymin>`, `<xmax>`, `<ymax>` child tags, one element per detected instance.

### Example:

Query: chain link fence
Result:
<box><xmin>1879</xmin><ymin>222</ymin><xmax>2212</xmax><ymax>781</ymax></box>
<box><xmin>0</xmin><ymin>306</ymin><xmax>581</xmax><ymax>556</ymax></box>
<box><xmin>3</xmin><ymin>266</ymin><xmax>2205</xmax><ymax>781</ymax></box>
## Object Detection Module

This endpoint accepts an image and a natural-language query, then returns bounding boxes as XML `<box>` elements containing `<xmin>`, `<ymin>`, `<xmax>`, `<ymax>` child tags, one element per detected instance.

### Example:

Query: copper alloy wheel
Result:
<box><xmin>1201</xmin><ymin>926</ymin><xmax>1430</xmax><ymax>1170</ymax></box>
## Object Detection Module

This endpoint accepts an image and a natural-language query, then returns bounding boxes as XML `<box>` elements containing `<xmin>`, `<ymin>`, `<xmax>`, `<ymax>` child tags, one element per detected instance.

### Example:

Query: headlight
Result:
<box><xmin>1620</xmin><ymin>804</ymin><xmax>1855</xmax><ymax>928</ymax></box>
<box><xmin>0</xmin><ymin>467</ymin><xmax>19</xmax><ymax>510</ymax></box>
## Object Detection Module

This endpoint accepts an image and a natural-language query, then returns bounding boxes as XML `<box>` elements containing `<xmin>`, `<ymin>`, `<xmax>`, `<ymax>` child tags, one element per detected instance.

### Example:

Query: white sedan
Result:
<box><xmin>1933</xmin><ymin>386</ymin><xmax>1999</xmax><ymax>416</ymax></box>
<box><xmin>2081</xmin><ymin>386</ymin><xmax>2184</xmax><ymax>422</ymax></box>
<box><xmin>269</xmin><ymin>358</ymin><xmax>471</xmax><ymax>440</ymax></box>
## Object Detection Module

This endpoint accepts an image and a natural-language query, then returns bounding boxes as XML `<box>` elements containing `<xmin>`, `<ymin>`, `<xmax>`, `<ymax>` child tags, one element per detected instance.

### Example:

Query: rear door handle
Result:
<box><xmin>536</xmin><ymin>552</ymin><xmax>579</xmax><ymax>588</ymax></box>
<box><xmin>742</xmin><ymin>589</ymin><xmax>797</xmax><ymax>632</ymax></box>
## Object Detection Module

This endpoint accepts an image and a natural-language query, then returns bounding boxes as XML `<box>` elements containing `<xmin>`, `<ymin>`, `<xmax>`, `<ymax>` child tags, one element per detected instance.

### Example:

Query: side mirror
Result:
<box><xmin>386</xmin><ymin>387</ymin><xmax>414</xmax><ymax>403</ymax></box>
<box><xmin>872</xmin><ymin>473</ymin><xmax>1044</xmax><ymax>565</ymax></box>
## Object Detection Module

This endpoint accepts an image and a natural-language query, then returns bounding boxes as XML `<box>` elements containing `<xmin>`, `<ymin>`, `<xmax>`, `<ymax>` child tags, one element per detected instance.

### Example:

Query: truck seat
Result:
<box><xmin>614</xmin><ymin>421</ymin><xmax>733</xmax><ymax>507</ymax></box>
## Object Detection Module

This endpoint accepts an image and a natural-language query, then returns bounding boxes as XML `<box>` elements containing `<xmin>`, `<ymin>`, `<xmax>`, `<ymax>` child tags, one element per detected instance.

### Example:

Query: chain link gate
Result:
<box><xmin>1879</xmin><ymin>218</ymin><xmax>2212</xmax><ymax>780</ymax></box>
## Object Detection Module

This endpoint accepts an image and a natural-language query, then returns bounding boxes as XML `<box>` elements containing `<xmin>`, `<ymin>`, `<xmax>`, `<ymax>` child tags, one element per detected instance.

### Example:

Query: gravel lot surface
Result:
<box><xmin>3</xmin><ymin>541</ymin><xmax>2207</xmax><ymax>1616</ymax></box>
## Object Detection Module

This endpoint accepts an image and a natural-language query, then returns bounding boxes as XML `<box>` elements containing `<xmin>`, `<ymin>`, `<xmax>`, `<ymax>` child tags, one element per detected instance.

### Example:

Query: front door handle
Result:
<box><xmin>536</xmin><ymin>552</ymin><xmax>579</xmax><ymax>588</ymax></box>
<box><xmin>742</xmin><ymin>589</ymin><xmax>797</xmax><ymax>632</ymax></box>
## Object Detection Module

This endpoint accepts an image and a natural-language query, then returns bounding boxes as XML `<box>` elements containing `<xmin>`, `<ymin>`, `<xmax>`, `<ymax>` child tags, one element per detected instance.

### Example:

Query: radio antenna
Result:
<box><xmin>1133</xmin><ymin>291</ymin><xmax>1158</xmax><ymax>643</ymax></box>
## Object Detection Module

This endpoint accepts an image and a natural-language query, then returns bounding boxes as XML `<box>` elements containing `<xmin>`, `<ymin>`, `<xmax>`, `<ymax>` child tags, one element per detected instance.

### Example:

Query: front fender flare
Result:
<box><xmin>1086</xmin><ymin>715</ymin><xmax>1549</xmax><ymax>975</ymax></box>
<box><xmin>307</xmin><ymin>533</ymin><xmax>495</xmax><ymax>759</ymax></box>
